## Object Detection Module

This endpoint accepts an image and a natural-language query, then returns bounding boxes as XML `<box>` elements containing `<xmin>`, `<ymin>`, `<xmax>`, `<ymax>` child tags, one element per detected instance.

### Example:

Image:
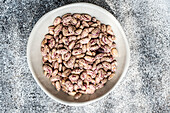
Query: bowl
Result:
<box><xmin>27</xmin><ymin>3</ymin><xmax>130</xmax><ymax>106</ymax></box>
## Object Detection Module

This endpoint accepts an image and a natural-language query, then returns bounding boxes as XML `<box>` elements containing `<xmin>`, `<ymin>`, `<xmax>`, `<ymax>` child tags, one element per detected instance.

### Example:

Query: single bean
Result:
<box><xmin>95</xmin><ymin>53</ymin><xmax>104</xmax><ymax>60</ymax></box>
<box><xmin>54</xmin><ymin>24</ymin><xmax>63</xmax><ymax>35</ymax></box>
<box><xmin>76</xmin><ymin>54</ymin><xmax>85</xmax><ymax>58</ymax></box>
<box><xmin>74</xmin><ymin>93</ymin><xmax>82</xmax><ymax>99</ymax></box>
<box><xmin>73</xmin><ymin>13</ymin><xmax>81</xmax><ymax>19</ymax></box>
<box><xmin>81</xmin><ymin>28</ymin><xmax>89</xmax><ymax>38</ymax></box>
<box><xmin>63</xmin><ymin>52</ymin><xmax>71</xmax><ymax>61</ymax></box>
<box><xmin>80</xmin><ymin>14</ymin><xmax>91</xmax><ymax>21</ymax></box>
<box><xmin>48</xmin><ymin>38</ymin><xmax>55</xmax><ymax>49</ymax></box>
<box><xmin>67</xmin><ymin>56</ymin><xmax>76</xmax><ymax>69</ymax></box>
<box><xmin>59</xmin><ymin>63</ymin><xmax>62</xmax><ymax>72</ymax></box>
<box><xmin>106</xmin><ymin>25</ymin><xmax>114</xmax><ymax>35</ymax></box>
<box><xmin>84</xmin><ymin>56</ymin><xmax>95</xmax><ymax>62</ymax></box>
<box><xmin>68</xmin><ymin>91</ymin><xmax>76</xmax><ymax>96</ymax></box>
<box><xmin>91</xmin><ymin>28</ymin><xmax>100</xmax><ymax>38</ymax></box>
<box><xmin>72</xmin><ymin>49</ymin><xmax>83</xmax><ymax>55</ymax></box>
<box><xmin>108</xmin><ymin>35</ymin><xmax>116</xmax><ymax>42</ymax></box>
<box><xmin>68</xmin><ymin>25</ymin><xmax>75</xmax><ymax>34</ymax></box>
<box><xmin>111</xmin><ymin>60</ymin><xmax>117</xmax><ymax>72</ymax></box>
<box><xmin>62</xmin><ymin>15</ymin><xmax>72</xmax><ymax>26</ymax></box>
<box><xmin>74</xmin><ymin>84</ymin><xmax>78</xmax><ymax>91</ymax></box>
<box><xmin>55</xmin><ymin>81</ymin><xmax>61</xmax><ymax>91</ymax></box>
<box><xmin>71</xmin><ymin>17</ymin><xmax>77</xmax><ymax>25</ymax></box>
<box><xmin>90</xmin><ymin>45</ymin><xmax>100</xmax><ymax>51</ymax></box>
<box><xmin>95</xmin><ymin>83</ymin><xmax>104</xmax><ymax>89</ymax></box>
<box><xmin>92</xmin><ymin>17</ymin><xmax>97</xmax><ymax>22</ymax></box>
<box><xmin>69</xmin><ymin>74</ymin><xmax>79</xmax><ymax>83</ymax></box>
<box><xmin>71</xmin><ymin>68</ymin><xmax>83</xmax><ymax>74</ymax></box>
<box><xmin>82</xmin><ymin>45</ymin><xmax>87</xmax><ymax>53</ymax></box>
<box><xmin>52</xmin><ymin>69</ymin><xmax>58</xmax><ymax>77</ymax></box>
<box><xmin>108</xmin><ymin>73</ymin><xmax>115</xmax><ymax>80</ymax></box>
<box><xmin>101</xmin><ymin>45</ymin><xmax>111</xmax><ymax>53</ymax></box>
<box><xmin>76</xmin><ymin>20</ymin><xmax>81</xmax><ymax>28</ymax></box>
<box><xmin>101</xmin><ymin>24</ymin><xmax>106</xmax><ymax>32</ymax></box>
<box><xmin>80</xmin><ymin>72</ymin><xmax>87</xmax><ymax>80</ymax></box>
<box><xmin>48</xmin><ymin>25</ymin><xmax>55</xmax><ymax>35</ymax></box>
<box><xmin>62</xmin><ymin>69</ymin><xmax>71</xmax><ymax>77</ymax></box>
<box><xmin>45</xmin><ymin>34</ymin><xmax>53</xmax><ymax>39</ymax></box>
<box><xmin>43</xmin><ymin>64</ymin><xmax>52</xmax><ymax>74</ymax></box>
<box><xmin>41</xmin><ymin>38</ymin><xmax>47</xmax><ymax>47</ymax></box>
<box><xmin>68</xmin><ymin>41</ymin><xmax>76</xmax><ymax>50</ymax></box>
<box><xmin>53</xmin><ymin>17</ymin><xmax>61</xmax><ymax>26</ymax></box>
<box><xmin>111</xmin><ymin>48</ymin><xmax>118</xmax><ymax>57</ymax></box>
<box><xmin>75</xmin><ymin>29</ymin><xmax>82</xmax><ymax>35</ymax></box>
<box><xmin>50</xmin><ymin>75</ymin><xmax>60</xmax><ymax>82</ymax></box>
<box><xmin>100</xmin><ymin>56</ymin><xmax>114</xmax><ymax>62</ymax></box>
<box><xmin>102</xmin><ymin>61</ymin><xmax>111</xmax><ymax>70</ymax></box>
<box><xmin>82</xmin><ymin>21</ymin><xmax>89</xmax><ymax>27</ymax></box>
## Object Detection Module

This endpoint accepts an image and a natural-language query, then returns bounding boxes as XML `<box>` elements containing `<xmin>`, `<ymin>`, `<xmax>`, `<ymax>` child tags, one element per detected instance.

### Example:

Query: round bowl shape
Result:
<box><xmin>27</xmin><ymin>3</ymin><xmax>130</xmax><ymax>106</ymax></box>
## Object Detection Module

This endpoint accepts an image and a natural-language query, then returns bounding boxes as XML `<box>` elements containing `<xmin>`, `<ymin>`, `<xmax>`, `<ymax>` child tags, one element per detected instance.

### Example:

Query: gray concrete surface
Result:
<box><xmin>0</xmin><ymin>0</ymin><xmax>170</xmax><ymax>112</ymax></box>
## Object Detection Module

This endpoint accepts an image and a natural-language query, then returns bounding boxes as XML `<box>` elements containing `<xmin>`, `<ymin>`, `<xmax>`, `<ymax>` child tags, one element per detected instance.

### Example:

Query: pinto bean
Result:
<box><xmin>96</xmin><ymin>83</ymin><xmax>104</xmax><ymax>89</ymax></box>
<box><xmin>80</xmin><ymin>37</ymin><xmax>91</xmax><ymax>44</ymax></box>
<box><xmin>111</xmin><ymin>48</ymin><xmax>118</xmax><ymax>57</ymax></box>
<box><xmin>102</xmin><ymin>62</ymin><xmax>111</xmax><ymax>70</ymax></box>
<box><xmin>68</xmin><ymin>25</ymin><xmax>75</xmax><ymax>34</ymax></box>
<box><xmin>62</xmin><ymin>69</ymin><xmax>71</xmax><ymax>77</ymax></box>
<box><xmin>74</xmin><ymin>93</ymin><xmax>82</xmax><ymax>99</ymax></box>
<box><xmin>67</xmin><ymin>56</ymin><xmax>76</xmax><ymax>69</ymax></box>
<box><xmin>80</xmin><ymin>72</ymin><xmax>87</xmax><ymax>80</ymax></box>
<box><xmin>50</xmin><ymin>75</ymin><xmax>60</xmax><ymax>82</ymax></box>
<box><xmin>68</xmin><ymin>41</ymin><xmax>76</xmax><ymax>50</ymax></box>
<box><xmin>52</xmin><ymin>69</ymin><xmax>58</xmax><ymax>77</ymax></box>
<box><xmin>54</xmin><ymin>24</ymin><xmax>63</xmax><ymax>35</ymax></box>
<box><xmin>81</xmin><ymin>28</ymin><xmax>89</xmax><ymax>38</ymax></box>
<box><xmin>76</xmin><ymin>20</ymin><xmax>81</xmax><ymax>28</ymax></box>
<box><xmin>53</xmin><ymin>17</ymin><xmax>61</xmax><ymax>26</ymax></box>
<box><xmin>95</xmin><ymin>53</ymin><xmax>104</xmax><ymax>60</ymax></box>
<box><xmin>91</xmin><ymin>28</ymin><xmax>100</xmax><ymax>38</ymax></box>
<box><xmin>100</xmin><ymin>56</ymin><xmax>114</xmax><ymax>62</ymax></box>
<box><xmin>107</xmin><ymin>25</ymin><xmax>114</xmax><ymax>35</ymax></box>
<box><xmin>101</xmin><ymin>24</ymin><xmax>106</xmax><ymax>33</ymax></box>
<box><xmin>63</xmin><ymin>52</ymin><xmax>71</xmax><ymax>61</ymax></box>
<box><xmin>68</xmin><ymin>91</ymin><xmax>76</xmax><ymax>96</ymax></box>
<box><xmin>48</xmin><ymin>25</ymin><xmax>55</xmax><ymax>35</ymax></box>
<box><xmin>82</xmin><ymin>21</ymin><xmax>89</xmax><ymax>27</ymax></box>
<box><xmin>43</xmin><ymin>64</ymin><xmax>52</xmax><ymax>75</ymax></box>
<box><xmin>90</xmin><ymin>45</ymin><xmax>100</xmax><ymax>51</ymax></box>
<box><xmin>73</xmin><ymin>13</ymin><xmax>81</xmax><ymax>19</ymax></box>
<box><xmin>72</xmin><ymin>49</ymin><xmax>83</xmax><ymax>55</ymax></box>
<box><xmin>108</xmin><ymin>73</ymin><xmax>115</xmax><ymax>80</ymax></box>
<box><xmin>80</xmin><ymin>14</ymin><xmax>91</xmax><ymax>21</ymax></box>
<box><xmin>111</xmin><ymin>60</ymin><xmax>117</xmax><ymax>72</ymax></box>
<box><xmin>84</xmin><ymin>56</ymin><xmax>95</xmax><ymax>62</ymax></box>
<box><xmin>71</xmin><ymin>17</ymin><xmax>77</xmax><ymax>25</ymax></box>
<box><xmin>55</xmin><ymin>81</ymin><xmax>61</xmax><ymax>91</ymax></box>
<box><xmin>56</xmin><ymin>48</ymin><xmax>68</xmax><ymax>55</ymax></box>
<box><xmin>69</xmin><ymin>74</ymin><xmax>79</xmax><ymax>83</ymax></box>
<box><xmin>71</xmin><ymin>68</ymin><xmax>83</xmax><ymax>74</ymax></box>
<box><xmin>48</xmin><ymin>38</ymin><xmax>55</xmax><ymax>49</ymax></box>
<box><xmin>62</xmin><ymin>15</ymin><xmax>72</xmax><ymax>26</ymax></box>
<box><xmin>101</xmin><ymin>45</ymin><xmax>111</xmax><ymax>53</ymax></box>
<box><xmin>76</xmin><ymin>54</ymin><xmax>85</xmax><ymax>58</ymax></box>
<box><xmin>75</xmin><ymin>29</ymin><xmax>82</xmax><ymax>35</ymax></box>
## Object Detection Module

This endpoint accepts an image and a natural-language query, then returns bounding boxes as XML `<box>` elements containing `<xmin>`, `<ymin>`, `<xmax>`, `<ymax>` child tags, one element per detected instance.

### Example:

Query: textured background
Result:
<box><xmin>0</xmin><ymin>0</ymin><xmax>170</xmax><ymax>112</ymax></box>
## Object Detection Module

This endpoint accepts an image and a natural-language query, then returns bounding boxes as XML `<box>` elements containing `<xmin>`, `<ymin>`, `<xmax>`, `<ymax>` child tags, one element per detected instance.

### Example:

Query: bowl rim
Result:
<box><xmin>27</xmin><ymin>2</ymin><xmax>130</xmax><ymax>106</ymax></box>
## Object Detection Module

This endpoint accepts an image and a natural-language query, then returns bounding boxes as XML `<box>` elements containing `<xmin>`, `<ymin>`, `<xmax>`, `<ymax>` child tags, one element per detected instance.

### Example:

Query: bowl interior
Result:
<box><xmin>27</xmin><ymin>3</ymin><xmax>130</xmax><ymax>105</ymax></box>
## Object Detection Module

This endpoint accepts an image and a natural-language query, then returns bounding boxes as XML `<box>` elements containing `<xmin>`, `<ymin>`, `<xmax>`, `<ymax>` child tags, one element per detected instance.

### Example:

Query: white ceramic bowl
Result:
<box><xmin>27</xmin><ymin>3</ymin><xmax>130</xmax><ymax>106</ymax></box>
